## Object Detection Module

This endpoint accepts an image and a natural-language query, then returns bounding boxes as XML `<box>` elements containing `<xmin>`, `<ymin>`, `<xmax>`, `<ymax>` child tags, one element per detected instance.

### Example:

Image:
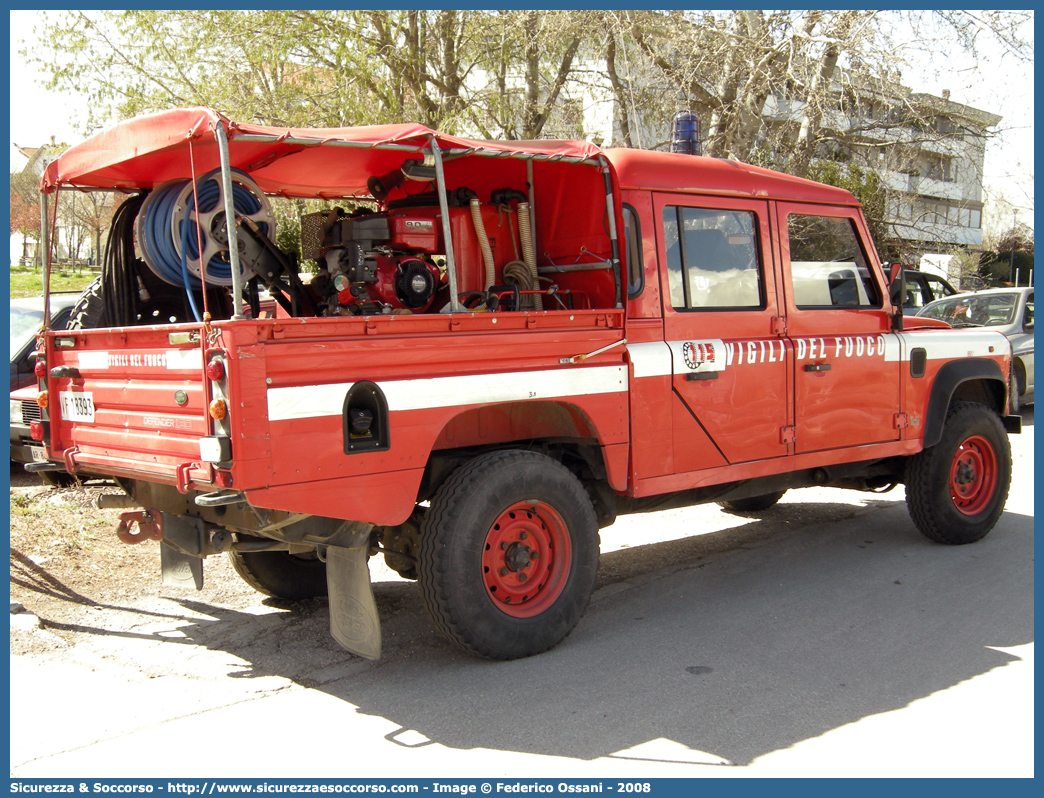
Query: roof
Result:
<box><xmin>604</xmin><ymin>148</ymin><xmax>860</xmax><ymax>206</ymax></box>
<box><xmin>41</xmin><ymin>106</ymin><xmax>861</xmax><ymax>211</ymax></box>
<box><xmin>40</xmin><ymin>107</ymin><xmax>605</xmax><ymax>198</ymax></box>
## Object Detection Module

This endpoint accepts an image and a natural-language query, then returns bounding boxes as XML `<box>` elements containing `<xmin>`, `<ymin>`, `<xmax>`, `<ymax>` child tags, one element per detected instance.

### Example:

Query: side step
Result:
<box><xmin>24</xmin><ymin>462</ymin><xmax>65</xmax><ymax>473</ymax></box>
<box><xmin>195</xmin><ymin>491</ymin><xmax>246</xmax><ymax>507</ymax></box>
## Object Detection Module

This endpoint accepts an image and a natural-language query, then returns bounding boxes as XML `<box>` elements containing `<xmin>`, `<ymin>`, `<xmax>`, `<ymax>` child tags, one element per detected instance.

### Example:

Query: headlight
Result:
<box><xmin>10</xmin><ymin>399</ymin><xmax>22</xmax><ymax>424</ymax></box>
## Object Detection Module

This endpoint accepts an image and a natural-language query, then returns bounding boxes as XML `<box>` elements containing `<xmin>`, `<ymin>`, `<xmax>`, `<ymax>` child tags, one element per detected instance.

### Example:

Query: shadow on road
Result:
<box><xmin>41</xmin><ymin>495</ymin><xmax>1033</xmax><ymax>768</ymax></box>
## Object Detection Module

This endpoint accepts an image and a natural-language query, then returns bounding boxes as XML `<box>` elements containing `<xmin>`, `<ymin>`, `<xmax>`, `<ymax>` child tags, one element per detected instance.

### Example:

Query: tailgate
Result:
<box><xmin>44</xmin><ymin>324</ymin><xmax>212</xmax><ymax>486</ymax></box>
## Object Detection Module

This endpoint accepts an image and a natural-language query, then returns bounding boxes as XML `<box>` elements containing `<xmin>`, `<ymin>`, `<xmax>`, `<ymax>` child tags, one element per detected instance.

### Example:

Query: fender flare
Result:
<box><xmin>922</xmin><ymin>358</ymin><xmax>1005</xmax><ymax>448</ymax></box>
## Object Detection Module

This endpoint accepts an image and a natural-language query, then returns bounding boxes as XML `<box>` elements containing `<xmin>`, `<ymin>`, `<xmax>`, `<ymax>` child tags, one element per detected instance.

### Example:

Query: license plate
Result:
<box><xmin>59</xmin><ymin>391</ymin><xmax>95</xmax><ymax>423</ymax></box>
<box><xmin>29</xmin><ymin>446</ymin><xmax>47</xmax><ymax>463</ymax></box>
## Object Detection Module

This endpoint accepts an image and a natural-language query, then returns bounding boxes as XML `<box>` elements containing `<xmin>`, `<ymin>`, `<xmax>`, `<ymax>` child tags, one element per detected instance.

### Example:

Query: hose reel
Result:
<box><xmin>135</xmin><ymin>169</ymin><xmax>276</xmax><ymax>288</ymax></box>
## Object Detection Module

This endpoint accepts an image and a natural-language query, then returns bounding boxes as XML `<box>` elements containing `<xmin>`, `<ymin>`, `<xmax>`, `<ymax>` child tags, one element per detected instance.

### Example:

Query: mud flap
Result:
<box><xmin>326</xmin><ymin>544</ymin><xmax>382</xmax><ymax>660</ymax></box>
<box><xmin>160</xmin><ymin>544</ymin><xmax>204</xmax><ymax>589</ymax></box>
<box><xmin>159</xmin><ymin>513</ymin><xmax>206</xmax><ymax>590</ymax></box>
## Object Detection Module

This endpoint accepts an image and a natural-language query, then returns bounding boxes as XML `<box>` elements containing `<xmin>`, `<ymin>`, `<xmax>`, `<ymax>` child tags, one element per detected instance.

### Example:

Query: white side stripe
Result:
<box><xmin>73</xmin><ymin>350</ymin><xmax>204</xmax><ymax>370</ymax></box>
<box><xmin>76</xmin><ymin>351</ymin><xmax>109</xmax><ymax>370</ymax></box>
<box><xmin>895</xmin><ymin>330</ymin><xmax>1010</xmax><ymax>361</ymax></box>
<box><xmin>165</xmin><ymin>349</ymin><xmax>203</xmax><ymax>370</ymax></box>
<box><xmin>627</xmin><ymin>342</ymin><xmax>673</xmax><ymax>378</ymax></box>
<box><xmin>267</xmin><ymin>365</ymin><xmax>628</xmax><ymax>421</ymax></box>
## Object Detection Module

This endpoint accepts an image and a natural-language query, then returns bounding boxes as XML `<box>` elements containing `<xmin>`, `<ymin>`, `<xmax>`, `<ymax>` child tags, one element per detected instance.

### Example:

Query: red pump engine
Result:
<box><xmin>318</xmin><ymin>209</ymin><xmax>445</xmax><ymax>314</ymax></box>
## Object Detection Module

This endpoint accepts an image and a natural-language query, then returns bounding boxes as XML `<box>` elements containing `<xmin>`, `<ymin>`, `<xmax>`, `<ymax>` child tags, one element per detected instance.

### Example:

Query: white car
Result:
<box><xmin>917</xmin><ymin>287</ymin><xmax>1034</xmax><ymax>412</ymax></box>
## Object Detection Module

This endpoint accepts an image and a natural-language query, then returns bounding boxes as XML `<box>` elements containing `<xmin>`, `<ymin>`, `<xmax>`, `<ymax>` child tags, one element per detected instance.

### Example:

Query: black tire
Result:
<box><xmin>227</xmin><ymin>550</ymin><xmax>328</xmax><ymax>599</ymax></box>
<box><xmin>68</xmin><ymin>276</ymin><xmax>107</xmax><ymax>330</ymax></box>
<box><xmin>418</xmin><ymin>450</ymin><xmax>600</xmax><ymax>660</ymax></box>
<box><xmin>718</xmin><ymin>490</ymin><xmax>787</xmax><ymax>513</ymax></box>
<box><xmin>1008</xmin><ymin>369</ymin><xmax>1021</xmax><ymax>414</ymax></box>
<box><xmin>905</xmin><ymin>402</ymin><xmax>1011</xmax><ymax>545</ymax></box>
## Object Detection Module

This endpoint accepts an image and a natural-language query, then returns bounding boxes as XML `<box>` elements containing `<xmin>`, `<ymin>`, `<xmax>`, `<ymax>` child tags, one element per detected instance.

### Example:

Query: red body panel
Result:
<box><xmin>38</xmin><ymin>109</ymin><xmax>1013</xmax><ymax>535</ymax></box>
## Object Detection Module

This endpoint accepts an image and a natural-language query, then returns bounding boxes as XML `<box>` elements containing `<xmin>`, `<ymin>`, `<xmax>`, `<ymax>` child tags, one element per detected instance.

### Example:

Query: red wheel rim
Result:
<box><xmin>481</xmin><ymin>500</ymin><xmax>571</xmax><ymax>618</ymax></box>
<box><xmin>949</xmin><ymin>435</ymin><xmax>998</xmax><ymax>516</ymax></box>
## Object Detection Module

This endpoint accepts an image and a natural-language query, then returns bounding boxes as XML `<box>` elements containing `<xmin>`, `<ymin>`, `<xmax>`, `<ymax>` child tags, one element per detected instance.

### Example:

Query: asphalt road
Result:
<box><xmin>10</xmin><ymin>409</ymin><xmax>1034</xmax><ymax>778</ymax></box>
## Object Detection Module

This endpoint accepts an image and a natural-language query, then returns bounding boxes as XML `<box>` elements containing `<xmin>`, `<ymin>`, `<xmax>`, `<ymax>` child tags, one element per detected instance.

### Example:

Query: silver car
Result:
<box><xmin>916</xmin><ymin>287</ymin><xmax>1034</xmax><ymax>412</ymax></box>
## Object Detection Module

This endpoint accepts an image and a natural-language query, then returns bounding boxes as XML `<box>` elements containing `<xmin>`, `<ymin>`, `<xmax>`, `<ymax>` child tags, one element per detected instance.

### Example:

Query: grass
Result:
<box><xmin>9</xmin><ymin>266</ymin><xmax>96</xmax><ymax>299</ymax></box>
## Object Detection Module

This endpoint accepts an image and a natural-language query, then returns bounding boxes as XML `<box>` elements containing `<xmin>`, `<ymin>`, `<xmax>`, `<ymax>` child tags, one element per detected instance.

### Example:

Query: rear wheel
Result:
<box><xmin>227</xmin><ymin>549</ymin><xmax>328</xmax><ymax>599</ymax></box>
<box><xmin>905</xmin><ymin>402</ymin><xmax>1011</xmax><ymax>544</ymax></box>
<box><xmin>418</xmin><ymin>450</ymin><xmax>600</xmax><ymax>659</ymax></box>
<box><xmin>718</xmin><ymin>490</ymin><xmax>786</xmax><ymax>513</ymax></box>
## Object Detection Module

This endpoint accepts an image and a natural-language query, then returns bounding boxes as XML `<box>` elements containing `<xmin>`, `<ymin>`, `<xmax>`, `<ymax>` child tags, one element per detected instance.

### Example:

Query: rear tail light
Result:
<box><xmin>209</xmin><ymin>399</ymin><xmax>227</xmax><ymax>420</ymax></box>
<box><xmin>206</xmin><ymin>359</ymin><xmax>225</xmax><ymax>381</ymax></box>
<box><xmin>34</xmin><ymin>360</ymin><xmax>47</xmax><ymax>379</ymax></box>
<box><xmin>30</xmin><ymin>421</ymin><xmax>43</xmax><ymax>441</ymax></box>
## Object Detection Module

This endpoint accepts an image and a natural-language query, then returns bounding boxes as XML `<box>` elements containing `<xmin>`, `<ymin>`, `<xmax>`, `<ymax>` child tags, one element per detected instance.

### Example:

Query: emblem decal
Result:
<box><xmin>682</xmin><ymin>341</ymin><xmax>715</xmax><ymax>370</ymax></box>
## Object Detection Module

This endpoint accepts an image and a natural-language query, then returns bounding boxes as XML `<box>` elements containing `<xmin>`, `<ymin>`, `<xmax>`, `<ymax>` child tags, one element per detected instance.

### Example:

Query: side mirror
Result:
<box><xmin>887</xmin><ymin>262</ymin><xmax>906</xmax><ymax>303</ymax></box>
<box><xmin>887</xmin><ymin>262</ymin><xmax>906</xmax><ymax>331</ymax></box>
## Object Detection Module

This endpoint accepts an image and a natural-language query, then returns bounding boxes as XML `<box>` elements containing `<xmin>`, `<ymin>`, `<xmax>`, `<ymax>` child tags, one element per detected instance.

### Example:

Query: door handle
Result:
<box><xmin>804</xmin><ymin>363</ymin><xmax>832</xmax><ymax>372</ymax></box>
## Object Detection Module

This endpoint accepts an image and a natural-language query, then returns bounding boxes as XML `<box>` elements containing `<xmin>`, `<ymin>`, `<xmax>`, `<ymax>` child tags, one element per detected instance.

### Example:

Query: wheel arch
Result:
<box><xmin>432</xmin><ymin>399</ymin><xmax>601</xmax><ymax>447</ymax></box>
<box><xmin>425</xmin><ymin>399</ymin><xmax>626</xmax><ymax>493</ymax></box>
<box><xmin>922</xmin><ymin>359</ymin><xmax>1006</xmax><ymax>448</ymax></box>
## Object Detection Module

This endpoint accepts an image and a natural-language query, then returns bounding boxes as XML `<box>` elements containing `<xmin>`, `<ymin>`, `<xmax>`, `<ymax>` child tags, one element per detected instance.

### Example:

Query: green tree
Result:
<box><xmin>10</xmin><ymin>173</ymin><xmax>41</xmax><ymax>264</ymax></box>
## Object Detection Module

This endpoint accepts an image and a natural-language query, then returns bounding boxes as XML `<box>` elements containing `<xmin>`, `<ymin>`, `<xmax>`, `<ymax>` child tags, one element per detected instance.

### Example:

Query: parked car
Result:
<box><xmin>10</xmin><ymin>384</ymin><xmax>47</xmax><ymax>467</ymax></box>
<box><xmin>10</xmin><ymin>294</ymin><xmax>86</xmax><ymax>484</ymax></box>
<box><xmin>901</xmin><ymin>269</ymin><xmax>959</xmax><ymax>315</ymax></box>
<box><xmin>10</xmin><ymin>294</ymin><xmax>80</xmax><ymax>391</ymax></box>
<box><xmin>917</xmin><ymin>287</ymin><xmax>1034</xmax><ymax>412</ymax></box>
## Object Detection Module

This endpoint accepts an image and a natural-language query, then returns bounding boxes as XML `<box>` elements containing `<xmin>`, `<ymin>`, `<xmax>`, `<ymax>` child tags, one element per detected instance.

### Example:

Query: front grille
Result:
<box><xmin>20</xmin><ymin>401</ymin><xmax>41</xmax><ymax>424</ymax></box>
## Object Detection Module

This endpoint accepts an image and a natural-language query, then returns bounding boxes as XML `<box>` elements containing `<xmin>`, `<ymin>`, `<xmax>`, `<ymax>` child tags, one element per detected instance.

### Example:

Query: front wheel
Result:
<box><xmin>418</xmin><ymin>450</ymin><xmax>600</xmax><ymax>659</ymax></box>
<box><xmin>905</xmin><ymin>402</ymin><xmax>1011</xmax><ymax>544</ymax></box>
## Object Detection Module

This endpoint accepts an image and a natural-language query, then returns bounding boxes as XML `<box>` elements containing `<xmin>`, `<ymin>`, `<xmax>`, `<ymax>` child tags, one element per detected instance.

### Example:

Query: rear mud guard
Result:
<box><xmin>326</xmin><ymin>522</ymin><xmax>382</xmax><ymax>660</ymax></box>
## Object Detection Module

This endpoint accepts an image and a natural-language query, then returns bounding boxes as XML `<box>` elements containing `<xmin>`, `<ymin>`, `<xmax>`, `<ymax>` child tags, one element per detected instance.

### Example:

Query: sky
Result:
<box><xmin>7</xmin><ymin>9</ymin><xmax>1035</xmax><ymax>232</ymax></box>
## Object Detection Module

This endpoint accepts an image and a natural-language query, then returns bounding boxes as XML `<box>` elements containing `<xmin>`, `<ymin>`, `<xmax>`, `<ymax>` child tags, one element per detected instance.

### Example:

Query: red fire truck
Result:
<box><xmin>29</xmin><ymin>107</ymin><xmax>1019</xmax><ymax>660</ymax></box>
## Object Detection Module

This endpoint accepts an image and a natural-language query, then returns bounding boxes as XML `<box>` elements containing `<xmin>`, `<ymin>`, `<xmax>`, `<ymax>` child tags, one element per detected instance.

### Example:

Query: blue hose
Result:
<box><xmin>137</xmin><ymin>169</ymin><xmax>271</xmax><ymax>320</ymax></box>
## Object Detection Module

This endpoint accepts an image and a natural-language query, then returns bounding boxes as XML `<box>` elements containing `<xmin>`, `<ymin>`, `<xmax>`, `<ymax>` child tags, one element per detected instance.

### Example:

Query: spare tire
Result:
<box><xmin>68</xmin><ymin>276</ymin><xmax>108</xmax><ymax>330</ymax></box>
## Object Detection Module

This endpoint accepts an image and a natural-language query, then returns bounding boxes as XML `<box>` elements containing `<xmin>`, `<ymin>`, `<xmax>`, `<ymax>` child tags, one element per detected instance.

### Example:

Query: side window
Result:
<box><xmin>622</xmin><ymin>204</ymin><xmax>644</xmax><ymax>299</ymax></box>
<box><xmin>787</xmin><ymin>214</ymin><xmax>882</xmax><ymax>309</ymax></box>
<box><xmin>903</xmin><ymin>276</ymin><xmax>929</xmax><ymax>311</ymax></box>
<box><xmin>926</xmin><ymin>275</ymin><xmax>956</xmax><ymax>300</ymax></box>
<box><xmin>662</xmin><ymin>206</ymin><xmax>763</xmax><ymax>310</ymax></box>
<box><xmin>1023</xmin><ymin>294</ymin><xmax>1034</xmax><ymax>330</ymax></box>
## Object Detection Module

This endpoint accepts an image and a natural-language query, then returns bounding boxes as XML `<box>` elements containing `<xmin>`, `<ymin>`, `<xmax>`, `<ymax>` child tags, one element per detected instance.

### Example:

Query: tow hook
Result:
<box><xmin>116</xmin><ymin>511</ymin><xmax>163</xmax><ymax>544</ymax></box>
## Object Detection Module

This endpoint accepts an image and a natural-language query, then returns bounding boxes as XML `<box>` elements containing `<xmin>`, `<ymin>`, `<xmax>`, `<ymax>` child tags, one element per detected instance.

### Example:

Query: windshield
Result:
<box><xmin>10</xmin><ymin>306</ymin><xmax>44</xmax><ymax>359</ymax></box>
<box><xmin>919</xmin><ymin>293</ymin><xmax>1018</xmax><ymax>327</ymax></box>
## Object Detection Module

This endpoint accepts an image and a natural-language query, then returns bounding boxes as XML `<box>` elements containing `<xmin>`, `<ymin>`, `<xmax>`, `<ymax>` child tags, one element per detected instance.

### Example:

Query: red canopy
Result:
<box><xmin>40</xmin><ymin>107</ymin><xmax>605</xmax><ymax>198</ymax></box>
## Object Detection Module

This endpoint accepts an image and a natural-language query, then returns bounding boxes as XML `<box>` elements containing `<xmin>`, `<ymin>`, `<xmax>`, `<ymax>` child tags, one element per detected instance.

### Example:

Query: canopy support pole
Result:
<box><xmin>40</xmin><ymin>190</ymin><xmax>51</xmax><ymax>328</ymax></box>
<box><xmin>526</xmin><ymin>160</ymin><xmax>538</xmax><ymax>262</ymax></box>
<box><xmin>215</xmin><ymin>122</ymin><xmax>245</xmax><ymax>320</ymax></box>
<box><xmin>430</xmin><ymin>141</ymin><xmax>463</xmax><ymax>313</ymax></box>
<box><xmin>599</xmin><ymin>157</ymin><xmax>623</xmax><ymax>309</ymax></box>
